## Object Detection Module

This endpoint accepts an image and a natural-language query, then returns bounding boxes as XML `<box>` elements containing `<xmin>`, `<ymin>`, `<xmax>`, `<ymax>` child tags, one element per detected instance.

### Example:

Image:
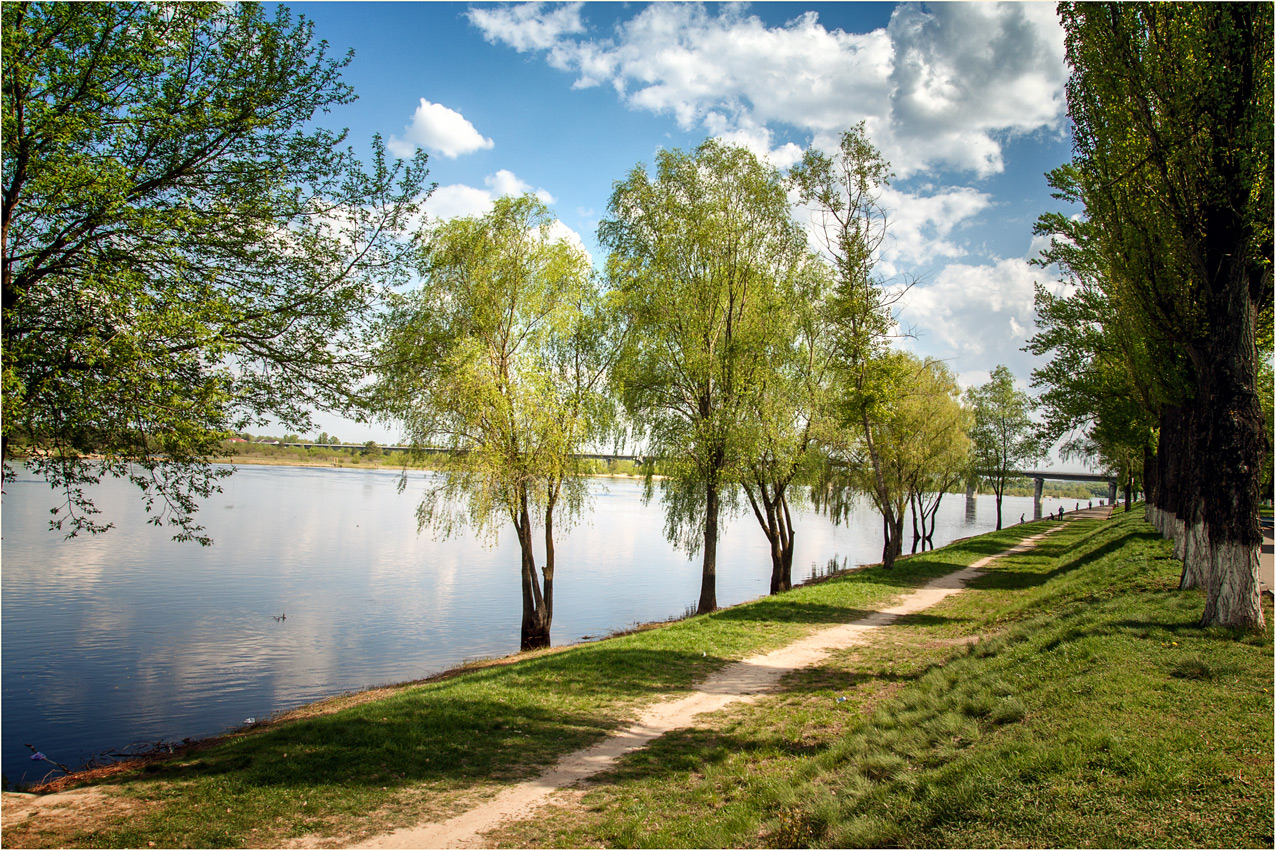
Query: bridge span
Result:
<box><xmin>965</xmin><ymin>469</ymin><xmax>1119</xmax><ymax>520</ymax></box>
<box><xmin>285</xmin><ymin>444</ymin><xmax>1117</xmax><ymax>521</ymax></box>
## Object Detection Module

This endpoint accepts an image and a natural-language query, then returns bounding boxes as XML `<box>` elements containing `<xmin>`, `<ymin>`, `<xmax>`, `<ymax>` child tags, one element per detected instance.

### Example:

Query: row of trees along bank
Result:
<box><xmin>371</xmin><ymin>132</ymin><xmax>1051</xmax><ymax>650</ymax></box>
<box><xmin>5</xmin><ymin>3</ymin><xmax>1266</xmax><ymax>651</ymax></box>
<box><xmin>1028</xmin><ymin>3</ymin><xmax>1272</xmax><ymax>630</ymax></box>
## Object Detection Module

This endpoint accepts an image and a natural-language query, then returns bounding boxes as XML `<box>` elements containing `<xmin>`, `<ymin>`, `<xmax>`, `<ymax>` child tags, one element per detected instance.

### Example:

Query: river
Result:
<box><xmin>1</xmin><ymin>462</ymin><xmax>1067</xmax><ymax>786</ymax></box>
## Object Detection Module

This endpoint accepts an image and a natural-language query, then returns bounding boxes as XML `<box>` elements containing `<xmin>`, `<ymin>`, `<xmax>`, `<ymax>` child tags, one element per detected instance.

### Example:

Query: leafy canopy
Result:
<box><xmin>2</xmin><ymin>2</ymin><xmax>430</xmax><ymax>542</ymax></box>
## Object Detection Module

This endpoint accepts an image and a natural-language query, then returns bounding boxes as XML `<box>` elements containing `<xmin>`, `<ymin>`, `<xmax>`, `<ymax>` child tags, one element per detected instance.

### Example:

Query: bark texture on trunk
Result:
<box><xmin>1197</xmin><ymin>234</ymin><xmax>1266</xmax><ymax>629</ymax></box>
<box><xmin>698</xmin><ymin>476</ymin><xmax>719</xmax><ymax>614</ymax></box>
<box><xmin>518</xmin><ymin>489</ymin><xmax>551</xmax><ymax>650</ymax></box>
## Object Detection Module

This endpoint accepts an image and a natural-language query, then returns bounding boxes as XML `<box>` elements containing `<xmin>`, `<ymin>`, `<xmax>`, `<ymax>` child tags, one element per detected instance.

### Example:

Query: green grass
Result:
<box><xmin>10</xmin><ymin>514</ymin><xmax>1270</xmax><ymax>848</ymax></box>
<box><xmin>487</xmin><ymin>512</ymin><xmax>1274</xmax><ymax>849</ymax></box>
<box><xmin>3</xmin><ymin>524</ymin><xmax>1045</xmax><ymax>849</ymax></box>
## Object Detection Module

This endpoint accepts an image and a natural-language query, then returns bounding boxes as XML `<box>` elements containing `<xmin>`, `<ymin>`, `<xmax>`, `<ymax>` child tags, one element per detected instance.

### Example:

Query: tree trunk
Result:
<box><xmin>923</xmin><ymin>492</ymin><xmax>945</xmax><ymax>550</ymax></box>
<box><xmin>518</xmin><ymin>489</ymin><xmax>550</xmax><ymax>650</ymax></box>
<box><xmin>1143</xmin><ymin>444</ymin><xmax>1157</xmax><ymax>526</ymax></box>
<box><xmin>881</xmin><ymin>511</ymin><xmax>904</xmax><ymax>569</ymax></box>
<box><xmin>698</xmin><ymin>475</ymin><xmax>719</xmax><ymax>614</ymax></box>
<box><xmin>773</xmin><ymin>493</ymin><xmax>795</xmax><ymax>594</ymax></box>
<box><xmin>1197</xmin><ymin>223</ymin><xmax>1266</xmax><ymax>629</ymax></box>
<box><xmin>745</xmin><ymin>478</ymin><xmax>795</xmax><ymax>595</ymax></box>
<box><xmin>994</xmin><ymin>491</ymin><xmax>1004</xmax><ymax>531</ymax></box>
<box><xmin>543</xmin><ymin>490</ymin><xmax>556</xmax><ymax>628</ymax></box>
<box><xmin>1191</xmin><ymin>7</ymin><xmax>1264</xmax><ymax>630</ymax></box>
<box><xmin>909</xmin><ymin>491</ymin><xmax>922</xmax><ymax>554</ymax></box>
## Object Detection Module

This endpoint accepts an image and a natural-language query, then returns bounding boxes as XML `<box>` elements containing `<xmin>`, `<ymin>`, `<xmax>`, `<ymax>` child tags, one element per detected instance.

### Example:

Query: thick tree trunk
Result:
<box><xmin>518</xmin><ymin>490</ymin><xmax>550</xmax><ymax>650</ymax></box>
<box><xmin>698</xmin><ymin>476</ymin><xmax>719</xmax><ymax>614</ymax></box>
<box><xmin>1190</xmin><ymin>6</ymin><xmax>1265</xmax><ymax>630</ymax></box>
<box><xmin>772</xmin><ymin>494</ymin><xmax>795</xmax><ymax>594</ymax></box>
<box><xmin>881</xmin><ymin>511</ymin><xmax>904</xmax><ymax>569</ymax></box>
<box><xmin>1197</xmin><ymin>239</ymin><xmax>1266</xmax><ymax>629</ymax></box>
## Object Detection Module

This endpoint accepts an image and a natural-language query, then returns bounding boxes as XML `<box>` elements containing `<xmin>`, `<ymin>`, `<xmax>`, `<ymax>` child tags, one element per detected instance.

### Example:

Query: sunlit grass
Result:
<box><xmin>489</xmin><ymin>512</ymin><xmax>1275</xmax><ymax>850</ymax></box>
<box><xmin>489</xmin><ymin>512</ymin><xmax>1273</xmax><ymax>849</ymax></box>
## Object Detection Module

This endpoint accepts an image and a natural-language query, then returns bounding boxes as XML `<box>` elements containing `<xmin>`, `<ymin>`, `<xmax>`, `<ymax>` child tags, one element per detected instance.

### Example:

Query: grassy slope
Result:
<box><xmin>5</xmin><ymin>513</ymin><xmax>1271</xmax><ymax>848</ymax></box>
<box><xmin>490</xmin><ymin>510</ymin><xmax>1274</xmax><ymax>849</ymax></box>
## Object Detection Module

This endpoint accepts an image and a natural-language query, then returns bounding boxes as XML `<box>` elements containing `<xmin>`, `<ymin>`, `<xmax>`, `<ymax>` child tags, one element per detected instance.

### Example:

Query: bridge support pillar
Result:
<box><xmin>1033</xmin><ymin>477</ymin><xmax>1044</xmax><ymax>520</ymax></box>
<box><xmin>1108</xmin><ymin>479</ymin><xmax>1118</xmax><ymax>507</ymax></box>
<box><xmin>964</xmin><ymin>481</ymin><xmax>977</xmax><ymax>522</ymax></box>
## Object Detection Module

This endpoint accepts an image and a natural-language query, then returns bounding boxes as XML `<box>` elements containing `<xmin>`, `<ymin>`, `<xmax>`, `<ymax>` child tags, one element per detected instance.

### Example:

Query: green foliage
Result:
<box><xmin>602</xmin><ymin>139</ymin><xmax>807</xmax><ymax>610</ymax></box>
<box><xmin>1046</xmin><ymin>3</ymin><xmax>1271</xmax><ymax>627</ymax></box>
<box><xmin>377</xmin><ymin>194</ymin><xmax>607</xmax><ymax>542</ymax></box>
<box><xmin>965</xmin><ymin>365</ymin><xmax>1045</xmax><ymax>528</ymax></box>
<box><xmin>374</xmin><ymin>193</ymin><xmax>611</xmax><ymax>646</ymax></box>
<box><xmin>791</xmin><ymin>125</ymin><xmax>947</xmax><ymax>568</ymax></box>
<box><xmin>2</xmin><ymin>1</ymin><xmax>431</xmax><ymax>543</ymax></box>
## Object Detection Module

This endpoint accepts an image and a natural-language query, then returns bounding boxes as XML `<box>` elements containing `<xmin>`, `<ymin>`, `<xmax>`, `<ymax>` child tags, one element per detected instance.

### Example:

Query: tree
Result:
<box><xmin>374</xmin><ymin>194</ymin><xmax>608</xmax><ymax>650</ymax></box>
<box><xmin>2</xmin><ymin>2</ymin><xmax>431</xmax><ymax>542</ymax></box>
<box><xmin>601</xmin><ymin>140</ymin><xmax>807</xmax><ymax>614</ymax></box>
<box><xmin>1054</xmin><ymin>3</ymin><xmax>1272</xmax><ymax>629</ymax></box>
<box><xmin>740</xmin><ymin>256</ymin><xmax>834</xmax><ymax>594</ymax></box>
<box><xmin>902</xmin><ymin>358</ymin><xmax>972</xmax><ymax>553</ymax></box>
<box><xmin>790</xmin><ymin>124</ymin><xmax>916</xmax><ymax>567</ymax></box>
<box><xmin>965</xmin><ymin>365</ymin><xmax>1043</xmax><ymax>530</ymax></box>
<box><xmin>816</xmin><ymin>352</ymin><xmax>969</xmax><ymax>567</ymax></box>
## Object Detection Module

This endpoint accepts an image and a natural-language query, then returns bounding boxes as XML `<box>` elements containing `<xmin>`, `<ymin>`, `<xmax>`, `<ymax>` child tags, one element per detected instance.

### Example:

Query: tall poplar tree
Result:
<box><xmin>1052</xmin><ymin>3</ymin><xmax>1271</xmax><ymax>629</ymax></box>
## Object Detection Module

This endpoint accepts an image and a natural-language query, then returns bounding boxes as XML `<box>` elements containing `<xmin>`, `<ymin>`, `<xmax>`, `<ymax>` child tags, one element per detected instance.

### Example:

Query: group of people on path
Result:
<box><xmin>1020</xmin><ymin>500</ymin><xmax>1096</xmax><ymax>524</ymax></box>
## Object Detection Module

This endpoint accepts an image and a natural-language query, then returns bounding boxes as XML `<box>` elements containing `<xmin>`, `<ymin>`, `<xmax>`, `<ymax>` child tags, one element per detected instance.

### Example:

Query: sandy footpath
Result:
<box><xmin>357</xmin><ymin>526</ymin><xmax>1064</xmax><ymax>850</ymax></box>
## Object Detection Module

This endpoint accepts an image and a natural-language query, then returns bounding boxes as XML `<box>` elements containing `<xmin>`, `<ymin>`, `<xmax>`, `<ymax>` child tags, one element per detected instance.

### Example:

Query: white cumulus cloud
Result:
<box><xmin>424</xmin><ymin>172</ymin><xmax>588</xmax><ymax>263</ymax></box>
<box><xmin>899</xmin><ymin>253</ymin><xmax>1066</xmax><ymax>382</ymax></box>
<box><xmin>388</xmin><ymin>98</ymin><xmax>495</xmax><ymax>159</ymax></box>
<box><xmin>876</xmin><ymin>185</ymin><xmax>992</xmax><ymax>274</ymax></box>
<box><xmin>467</xmin><ymin>2</ymin><xmax>585</xmax><ymax>52</ymax></box>
<box><xmin>467</xmin><ymin>2</ymin><xmax>1067</xmax><ymax>179</ymax></box>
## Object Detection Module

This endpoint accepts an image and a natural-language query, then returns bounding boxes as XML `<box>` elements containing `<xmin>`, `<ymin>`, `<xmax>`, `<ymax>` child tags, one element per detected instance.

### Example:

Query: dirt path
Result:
<box><xmin>357</xmin><ymin>525</ymin><xmax>1064</xmax><ymax>849</ymax></box>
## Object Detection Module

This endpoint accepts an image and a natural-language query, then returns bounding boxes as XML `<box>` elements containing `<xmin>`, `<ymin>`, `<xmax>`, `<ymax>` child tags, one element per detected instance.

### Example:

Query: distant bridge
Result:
<box><xmin>286</xmin><ymin>444</ymin><xmax>1119</xmax><ymax>520</ymax></box>
<box><xmin>283</xmin><ymin>444</ymin><xmax>649</xmax><ymax>464</ymax></box>
<box><xmin>965</xmin><ymin>469</ymin><xmax>1120</xmax><ymax>520</ymax></box>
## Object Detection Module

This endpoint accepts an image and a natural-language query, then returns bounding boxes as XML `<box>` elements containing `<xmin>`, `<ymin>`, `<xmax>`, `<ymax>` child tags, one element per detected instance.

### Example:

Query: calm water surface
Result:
<box><xmin>1</xmin><ymin>463</ymin><xmax>1059</xmax><ymax>785</ymax></box>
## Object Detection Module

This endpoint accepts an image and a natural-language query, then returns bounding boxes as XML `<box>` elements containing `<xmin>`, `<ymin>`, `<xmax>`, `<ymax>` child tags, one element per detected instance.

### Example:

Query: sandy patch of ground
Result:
<box><xmin>2</xmin><ymin>787</ymin><xmax>144</xmax><ymax>843</ymax></box>
<box><xmin>351</xmin><ymin>527</ymin><xmax>1061</xmax><ymax>850</ymax></box>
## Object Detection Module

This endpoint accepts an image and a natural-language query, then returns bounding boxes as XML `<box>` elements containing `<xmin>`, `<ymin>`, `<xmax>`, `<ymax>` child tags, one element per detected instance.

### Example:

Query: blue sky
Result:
<box><xmin>292</xmin><ymin>1</ymin><xmax>1082</xmax><ymax>465</ymax></box>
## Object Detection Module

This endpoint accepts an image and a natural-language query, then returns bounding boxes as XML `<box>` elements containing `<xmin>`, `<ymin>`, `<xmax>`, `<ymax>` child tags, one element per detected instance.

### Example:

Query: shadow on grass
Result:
<box><xmin>102</xmin><ymin>646</ymin><xmax>723</xmax><ymax>794</ymax></box>
<box><xmin>970</xmin><ymin>531</ymin><xmax>1160</xmax><ymax>593</ymax></box>
<box><xmin>90</xmin><ymin>530</ymin><xmax>1081</xmax><ymax>806</ymax></box>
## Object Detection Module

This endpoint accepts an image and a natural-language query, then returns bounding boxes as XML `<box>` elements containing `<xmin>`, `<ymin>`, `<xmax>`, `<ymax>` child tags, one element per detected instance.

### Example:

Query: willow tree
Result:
<box><xmin>741</xmin><ymin>255</ymin><xmax>835</xmax><ymax>594</ymax></box>
<box><xmin>1055</xmin><ymin>2</ymin><xmax>1272</xmax><ymax>629</ymax></box>
<box><xmin>3</xmin><ymin>2</ymin><xmax>430</xmax><ymax>542</ymax></box>
<box><xmin>601</xmin><ymin>140</ymin><xmax>807</xmax><ymax>614</ymax></box>
<box><xmin>816</xmin><ymin>352</ymin><xmax>969</xmax><ymax>567</ymax></box>
<box><xmin>902</xmin><ymin>358</ymin><xmax>971</xmax><ymax>552</ymax></box>
<box><xmin>375</xmin><ymin>195</ymin><xmax>609</xmax><ymax>650</ymax></box>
